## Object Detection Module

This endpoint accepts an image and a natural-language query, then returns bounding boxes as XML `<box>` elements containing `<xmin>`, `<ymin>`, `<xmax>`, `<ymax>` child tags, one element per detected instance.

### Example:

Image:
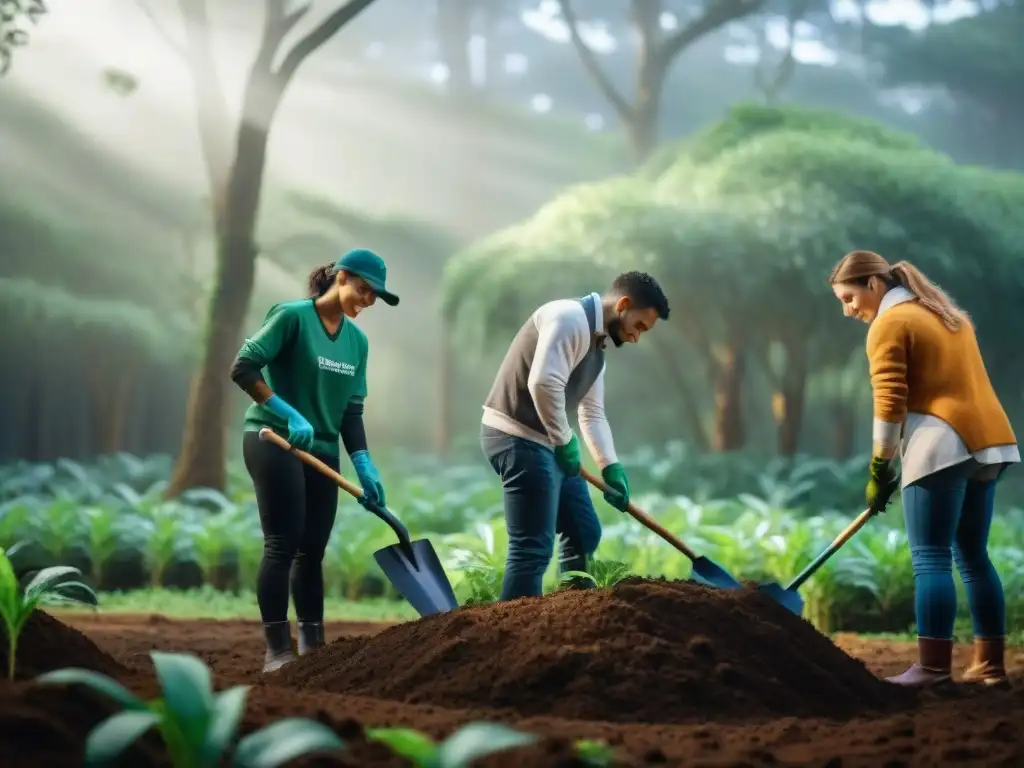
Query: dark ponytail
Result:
<box><xmin>308</xmin><ymin>263</ymin><xmax>336</xmax><ymax>297</ymax></box>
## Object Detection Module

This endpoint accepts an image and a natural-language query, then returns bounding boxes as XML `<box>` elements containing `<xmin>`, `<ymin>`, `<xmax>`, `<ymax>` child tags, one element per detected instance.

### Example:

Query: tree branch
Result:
<box><xmin>275</xmin><ymin>0</ymin><xmax>378</xmax><ymax>84</ymax></box>
<box><xmin>753</xmin><ymin>0</ymin><xmax>810</xmax><ymax>103</ymax></box>
<box><xmin>136</xmin><ymin>0</ymin><xmax>188</xmax><ymax>59</ymax></box>
<box><xmin>257</xmin><ymin>0</ymin><xmax>312</xmax><ymax>69</ymax></box>
<box><xmin>659</xmin><ymin>0</ymin><xmax>767</xmax><ymax>67</ymax></box>
<box><xmin>177</xmin><ymin>0</ymin><xmax>234</xmax><ymax>220</ymax></box>
<box><xmin>556</xmin><ymin>0</ymin><xmax>635</xmax><ymax>121</ymax></box>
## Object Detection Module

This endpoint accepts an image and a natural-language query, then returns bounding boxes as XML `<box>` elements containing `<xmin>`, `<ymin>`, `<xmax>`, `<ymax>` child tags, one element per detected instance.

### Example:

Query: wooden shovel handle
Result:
<box><xmin>258</xmin><ymin>428</ymin><xmax>365</xmax><ymax>501</ymax></box>
<box><xmin>581</xmin><ymin>467</ymin><xmax>698</xmax><ymax>562</ymax></box>
<box><xmin>833</xmin><ymin>507</ymin><xmax>877</xmax><ymax>549</ymax></box>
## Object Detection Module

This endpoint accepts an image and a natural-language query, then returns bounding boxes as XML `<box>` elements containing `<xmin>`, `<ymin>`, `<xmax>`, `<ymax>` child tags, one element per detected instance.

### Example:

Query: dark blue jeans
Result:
<box><xmin>480</xmin><ymin>425</ymin><xmax>602</xmax><ymax>601</ymax></box>
<box><xmin>902</xmin><ymin>459</ymin><xmax>1006</xmax><ymax>640</ymax></box>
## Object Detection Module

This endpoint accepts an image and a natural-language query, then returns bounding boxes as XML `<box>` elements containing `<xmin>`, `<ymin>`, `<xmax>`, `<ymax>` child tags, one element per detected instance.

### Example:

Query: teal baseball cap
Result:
<box><xmin>334</xmin><ymin>248</ymin><xmax>399</xmax><ymax>306</ymax></box>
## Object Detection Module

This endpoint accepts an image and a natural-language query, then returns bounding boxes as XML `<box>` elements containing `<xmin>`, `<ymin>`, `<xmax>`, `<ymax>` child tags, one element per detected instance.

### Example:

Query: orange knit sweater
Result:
<box><xmin>867</xmin><ymin>300</ymin><xmax>1015</xmax><ymax>452</ymax></box>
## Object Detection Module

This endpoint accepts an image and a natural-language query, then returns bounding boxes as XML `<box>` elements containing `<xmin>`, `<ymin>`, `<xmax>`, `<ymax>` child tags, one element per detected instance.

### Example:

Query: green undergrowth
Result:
<box><xmin>50</xmin><ymin>587</ymin><xmax>415</xmax><ymax>622</ymax></box>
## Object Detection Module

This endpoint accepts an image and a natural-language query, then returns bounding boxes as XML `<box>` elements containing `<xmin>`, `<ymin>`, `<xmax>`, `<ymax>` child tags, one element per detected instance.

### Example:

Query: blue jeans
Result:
<box><xmin>902</xmin><ymin>459</ymin><xmax>1006</xmax><ymax>640</ymax></box>
<box><xmin>480</xmin><ymin>425</ymin><xmax>602</xmax><ymax>601</ymax></box>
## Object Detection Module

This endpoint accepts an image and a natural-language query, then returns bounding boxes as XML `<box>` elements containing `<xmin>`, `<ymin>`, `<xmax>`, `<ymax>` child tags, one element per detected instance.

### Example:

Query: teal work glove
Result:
<box><xmin>865</xmin><ymin>456</ymin><xmax>900</xmax><ymax>512</ymax></box>
<box><xmin>553</xmin><ymin>434</ymin><xmax>581</xmax><ymax>477</ymax></box>
<box><xmin>601</xmin><ymin>462</ymin><xmax>631</xmax><ymax>512</ymax></box>
<box><xmin>351</xmin><ymin>450</ymin><xmax>386</xmax><ymax>507</ymax></box>
<box><xmin>265</xmin><ymin>395</ymin><xmax>314</xmax><ymax>452</ymax></box>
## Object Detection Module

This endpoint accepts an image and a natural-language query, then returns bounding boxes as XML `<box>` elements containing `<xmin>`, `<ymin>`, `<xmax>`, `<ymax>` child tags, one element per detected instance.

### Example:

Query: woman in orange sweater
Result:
<box><xmin>830</xmin><ymin>250</ymin><xmax>1018</xmax><ymax>688</ymax></box>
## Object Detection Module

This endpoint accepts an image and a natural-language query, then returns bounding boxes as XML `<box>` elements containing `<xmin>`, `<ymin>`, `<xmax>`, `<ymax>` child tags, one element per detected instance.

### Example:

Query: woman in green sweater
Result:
<box><xmin>230</xmin><ymin>248</ymin><xmax>399</xmax><ymax>672</ymax></box>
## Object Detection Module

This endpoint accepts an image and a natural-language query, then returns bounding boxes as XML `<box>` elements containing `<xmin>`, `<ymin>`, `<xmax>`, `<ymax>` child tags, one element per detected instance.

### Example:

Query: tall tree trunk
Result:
<box><xmin>629</xmin><ymin>76</ymin><xmax>662</xmax><ymax>163</ymax></box>
<box><xmin>162</xmin><ymin>0</ymin><xmax>381</xmax><ymax>496</ymax></box>
<box><xmin>650</xmin><ymin>333</ymin><xmax>710</xmax><ymax>451</ymax></box>
<box><xmin>437</xmin><ymin>0</ymin><xmax>475</xmax><ymax>94</ymax></box>
<box><xmin>629</xmin><ymin>0</ymin><xmax>664</xmax><ymax>163</ymax></box>
<box><xmin>434</xmin><ymin>325</ymin><xmax>453</xmax><ymax>455</ymax></box>
<box><xmin>166</xmin><ymin>123</ymin><xmax>268</xmax><ymax>496</ymax></box>
<box><xmin>773</xmin><ymin>341</ymin><xmax>808</xmax><ymax>457</ymax></box>
<box><xmin>560</xmin><ymin>0</ymin><xmax>768</xmax><ymax>164</ymax></box>
<box><xmin>712</xmin><ymin>341</ymin><xmax>746</xmax><ymax>452</ymax></box>
<box><xmin>102</xmin><ymin>361</ymin><xmax>138</xmax><ymax>455</ymax></box>
<box><xmin>829</xmin><ymin>402</ymin><xmax>856</xmax><ymax>460</ymax></box>
<box><xmin>480</xmin><ymin>0</ymin><xmax>502</xmax><ymax>89</ymax></box>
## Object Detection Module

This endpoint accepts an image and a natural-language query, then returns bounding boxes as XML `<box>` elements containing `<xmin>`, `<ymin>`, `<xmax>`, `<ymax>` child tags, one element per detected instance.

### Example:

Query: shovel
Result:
<box><xmin>258</xmin><ymin>428</ymin><xmax>459</xmax><ymax>617</ymax></box>
<box><xmin>758</xmin><ymin>506</ymin><xmax>879</xmax><ymax>615</ymax></box>
<box><xmin>581</xmin><ymin>468</ymin><xmax>742</xmax><ymax>590</ymax></box>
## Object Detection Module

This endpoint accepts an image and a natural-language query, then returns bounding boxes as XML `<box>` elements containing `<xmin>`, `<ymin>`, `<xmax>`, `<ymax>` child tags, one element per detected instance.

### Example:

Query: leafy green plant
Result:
<box><xmin>574</xmin><ymin>738</ymin><xmax>617</xmax><ymax>767</ymax></box>
<box><xmin>0</xmin><ymin>545</ymin><xmax>98</xmax><ymax>679</ymax></box>
<box><xmin>444</xmin><ymin>518</ymin><xmax>509</xmax><ymax>605</ymax></box>
<box><xmin>138</xmin><ymin>502</ymin><xmax>199</xmax><ymax>587</ymax></box>
<box><xmin>37</xmin><ymin>651</ymin><xmax>345</xmax><ymax>767</ymax></box>
<box><xmin>82</xmin><ymin>505</ymin><xmax>136</xmax><ymax>587</ymax></box>
<box><xmin>324</xmin><ymin>514</ymin><xmax>398</xmax><ymax>599</ymax></box>
<box><xmin>366</xmin><ymin>722</ymin><xmax>535</xmax><ymax>768</ymax></box>
<box><xmin>2</xmin><ymin>450</ymin><xmax>1023</xmax><ymax>635</ymax></box>
<box><xmin>562</xmin><ymin>558</ymin><xmax>633</xmax><ymax>588</ymax></box>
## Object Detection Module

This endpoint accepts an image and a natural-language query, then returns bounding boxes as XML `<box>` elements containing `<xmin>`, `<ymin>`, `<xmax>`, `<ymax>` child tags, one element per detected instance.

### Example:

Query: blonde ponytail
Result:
<box><xmin>890</xmin><ymin>260</ymin><xmax>969</xmax><ymax>332</ymax></box>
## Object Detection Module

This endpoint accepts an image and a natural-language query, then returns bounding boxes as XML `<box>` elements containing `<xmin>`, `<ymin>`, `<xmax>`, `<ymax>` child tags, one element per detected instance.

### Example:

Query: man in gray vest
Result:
<box><xmin>480</xmin><ymin>271</ymin><xmax>671</xmax><ymax>600</ymax></box>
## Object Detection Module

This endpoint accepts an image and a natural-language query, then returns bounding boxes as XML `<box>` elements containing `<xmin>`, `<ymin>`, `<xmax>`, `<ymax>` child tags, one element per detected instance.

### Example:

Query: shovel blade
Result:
<box><xmin>374</xmin><ymin>538</ymin><xmax>459</xmax><ymax>617</ymax></box>
<box><xmin>691</xmin><ymin>556</ymin><xmax>742</xmax><ymax>590</ymax></box>
<box><xmin>758</xmin><ymin>582</ymin><xmax>805</xmax><ymax>615</ymax></box>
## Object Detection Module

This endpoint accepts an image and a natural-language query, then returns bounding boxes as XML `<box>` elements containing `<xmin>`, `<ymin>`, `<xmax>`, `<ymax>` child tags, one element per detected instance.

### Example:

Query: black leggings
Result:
<box><xmin>242</xmin><ymin>431</ymin><xmax>339</xmax><ymax>623</ymax></box>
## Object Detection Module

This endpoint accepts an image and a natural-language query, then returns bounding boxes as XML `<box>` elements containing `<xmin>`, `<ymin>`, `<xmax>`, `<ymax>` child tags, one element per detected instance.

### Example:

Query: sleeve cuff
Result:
<box><xmin>872</xmin><ymin>418</ymin><xmax>901</xmax><ymax>448</ymax></box>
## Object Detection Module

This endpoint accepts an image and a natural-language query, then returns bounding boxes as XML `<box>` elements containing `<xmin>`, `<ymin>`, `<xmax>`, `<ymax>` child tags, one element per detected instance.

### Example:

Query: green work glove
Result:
<box><xmin>601</xmin><ymin>462</ymin><xmax>631</xmax><ymax>512</ymax></box>
<box><xmin>553</xmin><ymin>434</ymin><xmax>581</xmax><ymax>477</ymax></box>
<box><xmin>351</xmin><ymin>450</ymin><xmax>386</xmax><ymax>508</ymax></box>
<box><xmin>865</xmin><ymin>456</ymin><xmax>900</xmax><ymax>512</ymax></box>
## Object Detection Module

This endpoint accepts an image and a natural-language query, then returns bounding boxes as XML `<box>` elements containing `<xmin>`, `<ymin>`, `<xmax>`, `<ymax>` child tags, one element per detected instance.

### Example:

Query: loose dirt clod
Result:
<box><xmin>274</xmin><ymin>578</ymin><xmax>916</xmax><ymax>723</ymax></box>
<box><xmin>0</xmin><ymin>611</ymin><xmax>124</xmax><ymax>680</ymax></box>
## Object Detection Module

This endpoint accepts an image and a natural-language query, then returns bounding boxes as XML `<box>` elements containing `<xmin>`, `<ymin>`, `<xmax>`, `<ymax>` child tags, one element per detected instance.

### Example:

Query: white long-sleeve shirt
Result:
<box><xmin>482</xmin><ymin>293</ymin><xmax>618</xmax><ymax>468</ymax></box>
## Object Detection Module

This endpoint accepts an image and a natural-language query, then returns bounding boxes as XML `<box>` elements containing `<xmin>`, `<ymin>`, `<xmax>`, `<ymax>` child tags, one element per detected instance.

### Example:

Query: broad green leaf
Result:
<box><xmin>436</xmin><ymin>723</ymin><xmax>537</xmax><ymax>768</ymax></box>
<box><xmin>150</xmin><ymin>652</ymin><xmax>214</xmax><ymax>743</ymax></box>
<box><xmin>366</xmin><ymin>727</ymin><xmax>438</xmax><ymax>763</ymax></box>
<box><xmin>0</xmin><ymin>550</ymin><xmax>19</xmax><ymax>611</ymax></box>
<box><xmin>23</xmin><ymin>565</ymin><xmax>84</xmax><ymax>599</ymax></box>
<box><xmin>233</xmin><ymin>718</ymin><xmax>346</xmax><ymax>768</ymax></box>
<box><xmin>84</xmin><ymin>709</ymin><xmax>161</xmax><ymax>767</ymax></box>
<box><xmin>36</xmin><ymin>669</ymin><xmax>146</xmax><ymax>710</ymax></box>
<box><xmin>46</xmin><ymin>580</ymin><xmax>100</xmax><ymax>606</ymax></box>
<box><xmin>199</xmin><ymin>685</ymin><xmax>250</xmax><ymax>766</ymax></box>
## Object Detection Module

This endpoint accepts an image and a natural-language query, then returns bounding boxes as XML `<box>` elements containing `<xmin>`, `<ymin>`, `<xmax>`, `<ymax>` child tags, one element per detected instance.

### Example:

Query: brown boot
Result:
<box><xmin>962</xmin><ymin>637</ymin><xmax>1009</xmax><ymax>687</ymax></box>
<box><xmin>885</xmin><ymin>637</ymin><xmax>952</xmax><ymax>687</ymax></box>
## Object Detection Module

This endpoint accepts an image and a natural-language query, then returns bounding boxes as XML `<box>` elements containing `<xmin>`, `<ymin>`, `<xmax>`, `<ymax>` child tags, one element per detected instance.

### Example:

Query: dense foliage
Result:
<box><xmin>441</xmin><ymin>105</ymin><xmax>1024</xmax><ymax>458</ymax></box>
<box><xmin>3</xmin><ymin>450</ymin><xmax>1023</xmax><ymax>635</ymax></box>
<box><xmin>0</xmin><ymin>278</ymin><xmax>195</xmax><ymax>463</ymax></box>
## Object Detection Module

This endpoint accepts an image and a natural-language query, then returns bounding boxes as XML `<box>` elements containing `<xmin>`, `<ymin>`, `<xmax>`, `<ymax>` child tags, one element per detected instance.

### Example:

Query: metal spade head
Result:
<box><xmin>758</xmin><ymin>582</ymin><xmax>805</xmax><ymax>615</ymax></box>
<box><xmin>374</xmin><ymin>538</ymin><xmax>459</xmax><ymax>617</ymax></box>
<box><xmin>691</xmin><ymin>556</ymin><xmax>743</xmax><ymax>590</ymax></box>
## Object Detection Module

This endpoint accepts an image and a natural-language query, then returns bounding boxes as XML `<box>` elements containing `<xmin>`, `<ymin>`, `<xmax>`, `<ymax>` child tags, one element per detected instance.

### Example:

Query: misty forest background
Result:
<box><xmin>2</xmin><ymin>0</ymin><xmax>1022</xmax><ymax>501</ymax></box>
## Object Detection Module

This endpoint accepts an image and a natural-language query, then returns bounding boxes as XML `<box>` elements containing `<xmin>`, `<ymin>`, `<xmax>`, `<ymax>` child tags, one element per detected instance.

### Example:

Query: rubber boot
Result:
<box><xmin>297</xmin><ymin>621</ymin><xmax>325</xmax><ymax>656</ymax></box>
<box><xmin>261</xmin><ymin>621</ymin><xmax>295</xmax><ymax>673</ymax></box>
<box><xmin>885</xmin><ymin>637</ymin><xmax>952</xmax><ymax>687</ymax></box>
<box><xmin>962</xmin><ymin>637</ymin><xmax>1009</xmax><ymax>687</ymax></box>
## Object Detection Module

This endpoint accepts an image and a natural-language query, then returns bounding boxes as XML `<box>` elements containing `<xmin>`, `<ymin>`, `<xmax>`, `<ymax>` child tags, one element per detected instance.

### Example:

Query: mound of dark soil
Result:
<box><xmin>275</xmin><ymin>578</ymin><xmax>916</xmax><ymax>723</ymax></box>
<box><xmin>0</xmin><ymin>611</ymin><xmax>124</xmax><ymax>680</ymax></box>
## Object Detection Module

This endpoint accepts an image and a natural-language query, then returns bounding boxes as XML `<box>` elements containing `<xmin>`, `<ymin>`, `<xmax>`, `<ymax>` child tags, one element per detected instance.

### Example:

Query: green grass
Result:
<box><xmin>858</xmin><ymin>630</ymin><xmax>1024</xmax><ymax>647</ymax></box>
<box><xmin>52</xmin><ymin>587</ymin><xmax>416</xmax><ymax>622</ymax></box>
